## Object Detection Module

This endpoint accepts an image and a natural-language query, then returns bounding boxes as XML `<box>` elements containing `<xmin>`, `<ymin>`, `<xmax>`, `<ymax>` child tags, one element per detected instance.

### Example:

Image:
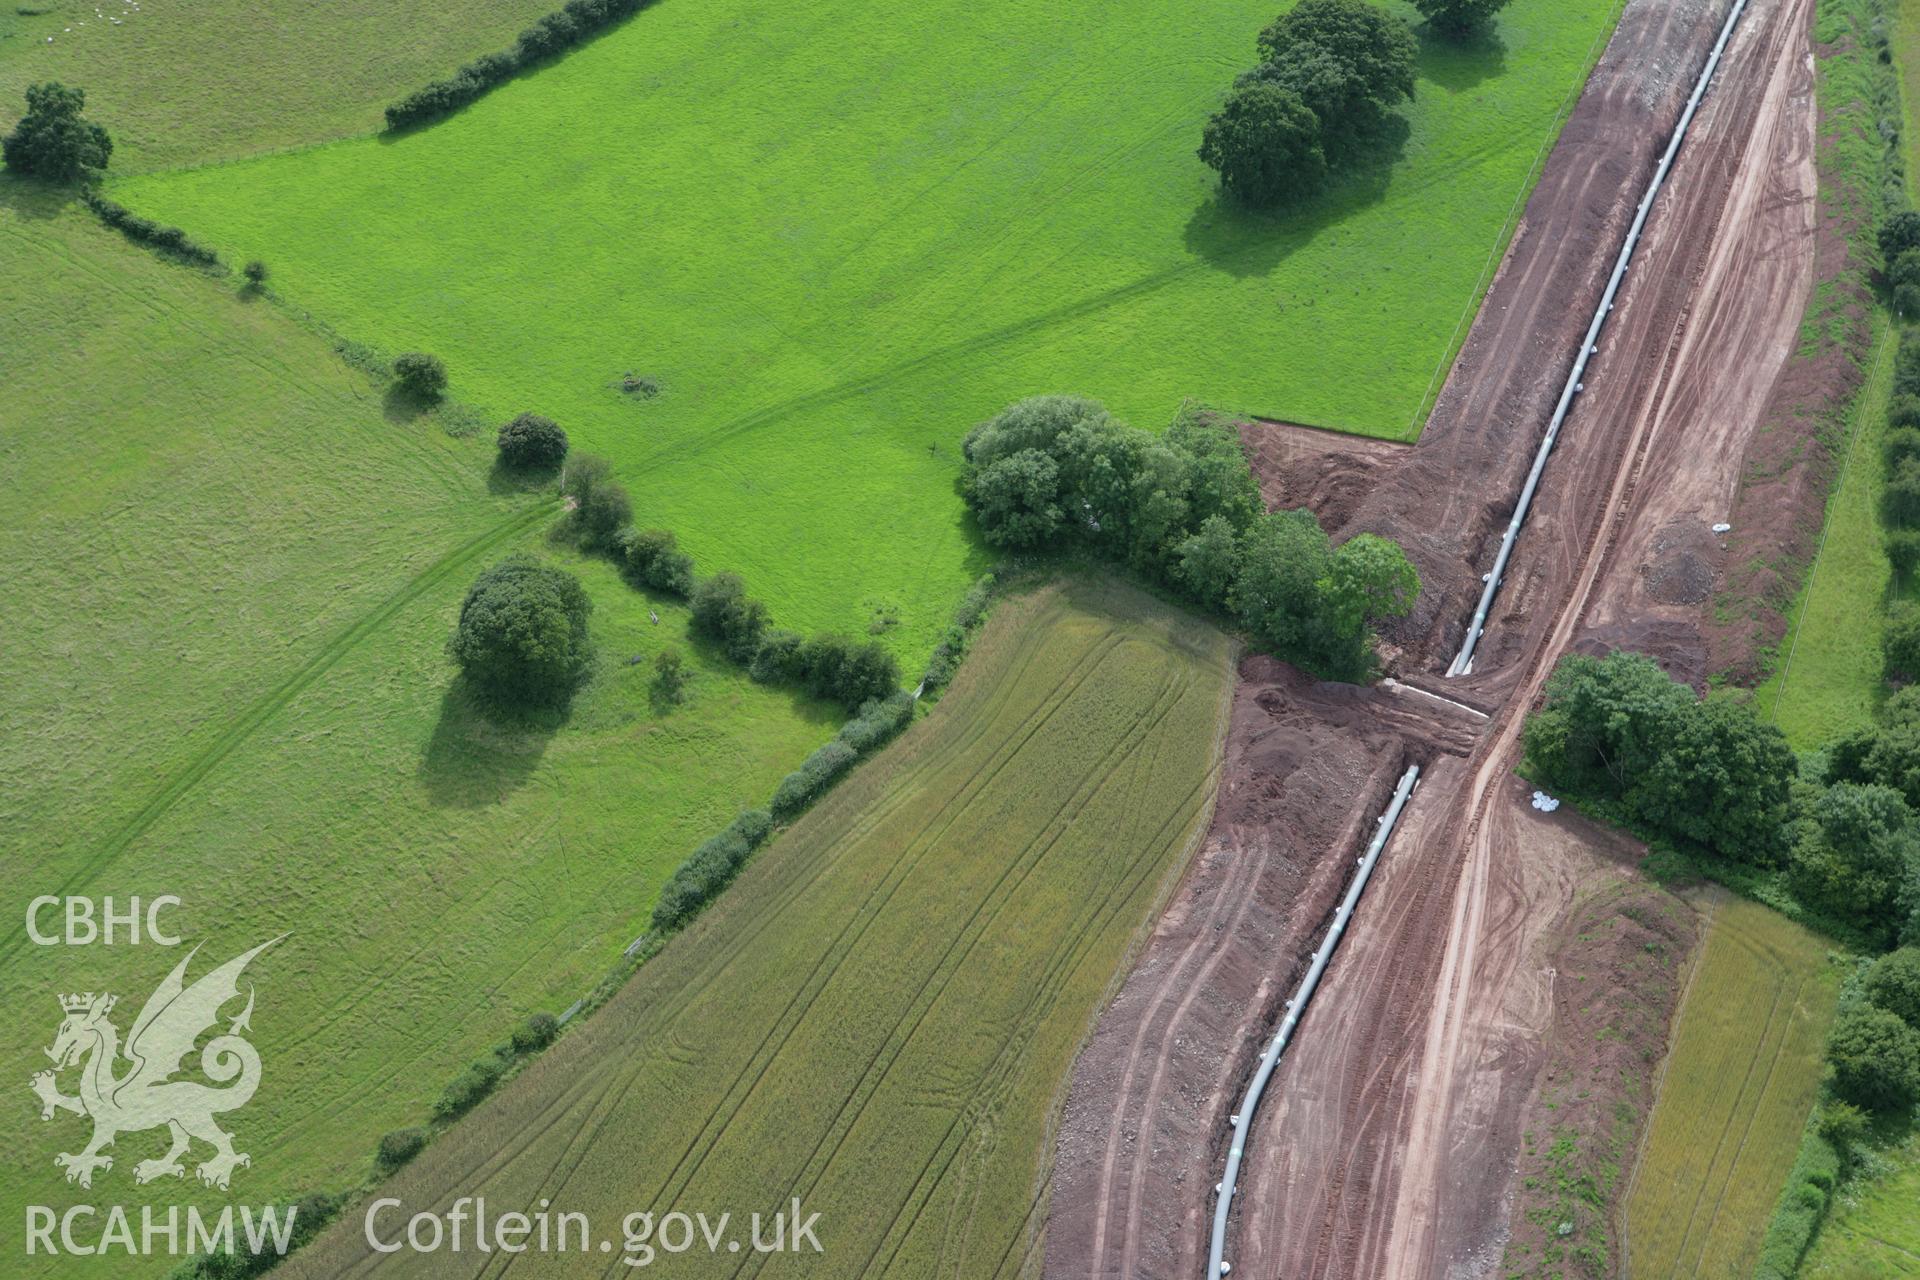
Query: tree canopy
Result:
<box><xmin>1828</xmin><ymin>1005</ymin><xmax>1920</xmax><ymax>1112</ymax></box>
<box><xmin>2</xmin><ymin>82</ymin><xmax>111</xmax><ymax>181</ymax></box>
<box><xmin>1523</xmin><ymin>651</ymin><xmax>1797</xmax><ymax>866</ymax></box>
<box><xmin>448</xmin><ymin>556</ymin><xmax>593</xmax><ymax>708</ymax></box>
<box><xmin>960</xmin><ymin>396</ymin><xmax>1417</xmax><ymax>680</ymax></box>
<box><xmin>1865</xmin><ymin>948</ymin><xmax>1920</xmax><ymax>1029</ymax></box>
<box><xmin>1200</xmin><ymin>0</ymin><xmax>1416</xmax><ymax>207</ymax></box>
<box><xmin>391</xmin><ymin>351</ymin><xmax>448</xmax><ymax>399</ymax></box>
<box><xmin>496</xmin><ymin>413</ymin><xmax>569</xmax><ymax>470</ymax></box>
<box><xmin>1410</xmin><ymin>0</ymin><xmax>1512</xmax><ymax>35</ymax></box>
<box><xmin>1197</xmin><ymin>81</ymin><xmax>1327</xmax><ymax>207</ymax></box>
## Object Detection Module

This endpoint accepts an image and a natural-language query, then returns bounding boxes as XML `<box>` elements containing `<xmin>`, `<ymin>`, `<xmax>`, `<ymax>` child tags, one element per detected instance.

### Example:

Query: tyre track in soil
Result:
<box><xmin>1044</xmin><ymin>0</ymin><xmax>1819</xmax><ymax>1274</ymax></box>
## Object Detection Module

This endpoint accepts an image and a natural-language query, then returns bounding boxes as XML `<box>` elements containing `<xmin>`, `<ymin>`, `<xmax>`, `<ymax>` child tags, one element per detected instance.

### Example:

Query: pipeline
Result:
<box><xmin>1205</xmin><ymin>763</ymin><xmax>1422</xmax><ymax>1279</ymax></box>
<box><xmin>1447</xmin><ymin>0</ymin><xmax>1750</xmax><ymax>677</ymax></box>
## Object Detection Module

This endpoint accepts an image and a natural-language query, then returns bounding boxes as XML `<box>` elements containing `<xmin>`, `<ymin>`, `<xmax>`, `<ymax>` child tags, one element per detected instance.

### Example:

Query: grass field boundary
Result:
<box><xmin>1402</xmin><ymin>0</ymin><xmax>1634</xmax><ymax>440</ymax></box>
<box><xmin>1618</xmin><ymin>891</ymin><xmax>1717</xmax><ymax>1280</ymax></box>
<box><xmin>1764</xmin><ymin>312</ymin><xmax>1894</xmax><ymax>728</ymax></box>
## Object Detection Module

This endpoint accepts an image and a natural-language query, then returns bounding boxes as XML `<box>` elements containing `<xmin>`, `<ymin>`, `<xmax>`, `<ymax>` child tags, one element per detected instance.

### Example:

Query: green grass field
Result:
<box><xmin>284</xmin><ymin>577</ymin><xmax>1232</xmax><ymax>1279</ymax></box>
<box><xmin>1622</xmin><ymin>899</ymin><xmax>1841</xmax><ymax>1279</ymax></box>
<box><xmin>1753</xmin><ymin>0</ymin><xmax>1914</xmax><ymax>748</ymax></box>
<box><xmin>1760</xmin><ymin>317</ymin><xmax>1896</xmax><ymax>747</ymax></box>
<box><xmin>0</xmin><ymin>189</ymin><xmax>835</xmax><ymax>1275</ymax></box>
<box><xmin>111</xmin><ymin>0</ymin><xmax>1623</xmax><ymax>654</ymax></box>
<box><xmin>1801</xmin><ymin>1129</ymin><xmax>1920</xmax><ymax>1277</ymax></box>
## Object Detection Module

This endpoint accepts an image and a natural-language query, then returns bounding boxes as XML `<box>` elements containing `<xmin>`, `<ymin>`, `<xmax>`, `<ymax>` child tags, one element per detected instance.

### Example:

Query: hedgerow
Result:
<box><xmin>921</xmin><ymin>574</ymin><xmax>997</xmax><ymax>693</ymax></box>
<box><xmin>650</xmin><ymin>808</ymin><xmax>776</xmax><ymax>931</ymax></box>
<box><xmin>384</xmin><ymin>0</ymin><xmax>657</xmax><ymax>131</ymax></box>
<box><xmin>82</xmin><ymin>191</ymin><xmax>220</xmax><ymax>268</ymax></box>
<box><xmin>1753</xmin><ymin>1129</ymin><xmax>1842</xmax><ymax>1279</ymax></box>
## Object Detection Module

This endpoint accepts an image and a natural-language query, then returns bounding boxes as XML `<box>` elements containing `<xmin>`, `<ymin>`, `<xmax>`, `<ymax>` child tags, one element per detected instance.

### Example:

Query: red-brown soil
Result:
<box><xmin>1042</xmin><ymin>0</ymin><xmax>1827</xmax><ymax>1276</ymax></box>
<box><xmin>1496</xmin><ymin>880</ymin><xmax>1700</xmax><ymax>1278</ymax></box>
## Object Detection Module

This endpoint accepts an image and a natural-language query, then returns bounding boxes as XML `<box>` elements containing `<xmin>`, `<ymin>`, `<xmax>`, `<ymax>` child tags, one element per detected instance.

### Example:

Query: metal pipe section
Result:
<box><xmin>1447</xmin><ymin>0</ymin><xmax>1749</xmax><ymax>677</ymax></box>
<box><xmin>1205</xmin><ymin>763</ymin><xmax>1422</xmax><ymax>1279</ymax></box>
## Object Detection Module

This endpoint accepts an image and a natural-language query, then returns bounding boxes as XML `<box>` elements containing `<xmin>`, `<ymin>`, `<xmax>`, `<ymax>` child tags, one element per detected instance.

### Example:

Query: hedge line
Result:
<box><xmin>385</xmin><ymin>0</ymin><xmax>656</xmax><ymax>130</ymax></box>
<box><xmin>430</xmin><ymin>1009</ymin><xmax>560</xmax><ymax>1122</ymax></box>
<box><xmin>920</xmin><ymin>573</ymin><xmax>996</xmax><ymax>693</ymax></box>
<box><xmin>163</xmin><ymin>1192</ymin><xmax>341</xmax><ymax>1279</ymax></box>
<box><xmin>650</xmin><ymin>808</ymin><xmax>775</xmax><ymax>932</ymax></box>
<box><xmin>651</xmin><ymin>692</ymin><xmax>916</xmax><ymax>933</ymax></box>
<box><xmin>82</xmin><ymin>190</ymin><xmax>220</xmax><ymax>267</ymax></box>
<box><xmin>1752</xmin><ymin>1129</ymin><xmax>1842</xmax><ymax>1280</ymax></box>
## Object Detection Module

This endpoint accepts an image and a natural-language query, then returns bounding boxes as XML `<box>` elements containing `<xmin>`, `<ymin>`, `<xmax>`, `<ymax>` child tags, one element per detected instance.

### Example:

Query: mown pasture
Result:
<box><xmin>282</xmin><ymin>577</ymin><xmax>1233</xmax><ymax>1279</ymax></box>
<box><xmin>115</xmin><ymin>0</ymin><xmax>1624</xmax><ymax>654</ymax></box>
<box><xmin>0</xmin><ymin>192</ymin><xmax>832</xmax><ymax>1277</ymax></box>
<box><xmin>1622</xmin><ymin>898</ymin><xmax>1840</xmax><ymax>1279</ymax></box>
<box><xmin>0</xmin><ymin>0</ymin><xmax>554</xmax><ymax>170</ymax></box>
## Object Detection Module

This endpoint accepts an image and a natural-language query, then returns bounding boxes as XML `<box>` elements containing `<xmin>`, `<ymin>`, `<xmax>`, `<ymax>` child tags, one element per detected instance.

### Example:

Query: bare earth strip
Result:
<box><xmin>1044</xmin><ymin>0</ymin><xmax>1824</xmax><ymax>1276</ymax></box>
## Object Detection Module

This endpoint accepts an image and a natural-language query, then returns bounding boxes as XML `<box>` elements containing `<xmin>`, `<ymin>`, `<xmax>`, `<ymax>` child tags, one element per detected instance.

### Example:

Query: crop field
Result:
<box><xmin>284</xmin><ymin>577</ymin><xmax>1232</xmax><ymax>1279</ymax></box>
<box><xmin>112</xmin><ymin>0</ymin><xmax>1623</xmax><ymax>653</ymax></box>
<box><xmin>1621</xmin><ymin>898</ymin><xmax>1840</xmax><ymax>1279</ymax></box>
<box><xmin>0</xmin><ymin>191</ymin><xmax>833</xmax><ymax>1271</ymax></box>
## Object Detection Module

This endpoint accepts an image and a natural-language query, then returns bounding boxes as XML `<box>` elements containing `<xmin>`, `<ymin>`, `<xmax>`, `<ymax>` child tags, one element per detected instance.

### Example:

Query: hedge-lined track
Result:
<box><xmin>288</xmin><ymin>576</ymin><xmax>1234</xmax><ymax>1280</ymax></box>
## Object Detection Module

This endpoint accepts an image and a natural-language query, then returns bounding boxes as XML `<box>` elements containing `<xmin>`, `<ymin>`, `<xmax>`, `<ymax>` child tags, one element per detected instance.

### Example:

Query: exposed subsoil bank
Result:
<box><xmin>1704</xmin><ymin>22</ymin><xmax>1879</xmax><ymax>685</ymax></box>
<box><xmin>1495</xmin><ymin>878</ymin><xmax>1700</xmax><ymax>1279</ymax></box>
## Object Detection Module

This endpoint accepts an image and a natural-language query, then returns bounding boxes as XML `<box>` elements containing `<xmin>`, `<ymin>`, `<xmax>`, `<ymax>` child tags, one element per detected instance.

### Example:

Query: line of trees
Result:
<box><xmin>558</xmin><ymin>453</ymin><xmax>902</xmax><ymax>710</ymax></box>
<box><xmin>81</xmin><ymin>190</ymin><xmax>219</xmax><ymax>268</ymax></box>
<box><xmin>384</xmin><ymin>0</ymin><xmax>655</xmax><ymax>130</ymax></box>
<box><xmin>1878</xmin><ymin>220</ymin><xmax>1920</xmax><ymax>683</ymax></box>
<box><xmin>960</xmin><ymin>396</ymin><xmax>1418</xmax><ymax>680</ymax></box>
<box><xmin>1198</xmin><ymin>0</ymin><xmax>1512</xmax><ymax>209</ymax></box>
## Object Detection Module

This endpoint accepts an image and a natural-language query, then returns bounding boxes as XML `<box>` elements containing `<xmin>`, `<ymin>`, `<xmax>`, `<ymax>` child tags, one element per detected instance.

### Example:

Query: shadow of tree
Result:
<box><xmin>488</xmin><ymin>457</ymin><xmax>562</xmax><ymax>497</ymax></box>
<box><xmin>382</xmin><ymin>383</ymin><xmax>441</xmax><ymax>424</ymax></box>
<box><xmin>1415</xmin><ymin>23</ymin><xmax>1508</xmax><ymax>94</ymax></box>
<box><xmin>418</xmin><ymin>676</ymin><xmax>563</xmax><ymax>808</ymax></box>
<box><xmin>0</xmin><ymin>172</ymin><xmax>80</xmax><ymax>221</ymax></box>
<box><xmin>1183</xmin><ymin>114</ymin><xmax>1410</xmax><ymax>280</ymax></box>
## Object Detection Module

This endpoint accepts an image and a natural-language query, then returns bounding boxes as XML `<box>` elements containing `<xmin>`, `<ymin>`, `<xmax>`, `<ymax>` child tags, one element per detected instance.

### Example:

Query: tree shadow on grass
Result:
<box><xmin>1183</xmin><ymin>115</ymin><xmax>1410</xmax><ymax>280</ymax></box>
<box><xmin>488</xmin><ymin>457</ymin><xmax>562</xmax><ymax>497</ymax></box>
<box><xmin>383</xmin><ymin>384</ymin><xmax>442</xmax><ymax>424</ymax></box>
<box><xmin>1415</xmin><ymin>24</ymin><xmax>1508</xmax><ymax>94</ymax></box>
<box><xmin>0</xmin><ymin>173</ymin><xmax>75</xmax><ymax>222</ymax></box>
<box><xmin>419</xmin><ymin>676</ymin><xmax>563</xmax><ymax>808</ymax></box>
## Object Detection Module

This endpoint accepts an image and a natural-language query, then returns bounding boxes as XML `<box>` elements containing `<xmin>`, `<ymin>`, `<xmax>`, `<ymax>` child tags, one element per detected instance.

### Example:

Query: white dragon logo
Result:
<box><xmin>28</xmin><ymin>938</ymin><xmax>280</xmax><ymax>1191</ymax></box>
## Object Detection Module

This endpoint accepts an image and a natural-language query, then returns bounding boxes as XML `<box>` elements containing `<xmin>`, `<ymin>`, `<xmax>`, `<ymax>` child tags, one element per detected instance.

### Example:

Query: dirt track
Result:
<box><xmin>1044</xmin><ymin>0</ymin><xmax>1824</xmax><ymax>1275</ymax></box>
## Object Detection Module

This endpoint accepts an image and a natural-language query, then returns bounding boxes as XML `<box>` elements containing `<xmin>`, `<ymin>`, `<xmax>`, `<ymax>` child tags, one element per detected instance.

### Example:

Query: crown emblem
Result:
<box><xmin>59</xmin><ymin>993</ymin><xmax>113</xmax><ymax>1016</ymax></box>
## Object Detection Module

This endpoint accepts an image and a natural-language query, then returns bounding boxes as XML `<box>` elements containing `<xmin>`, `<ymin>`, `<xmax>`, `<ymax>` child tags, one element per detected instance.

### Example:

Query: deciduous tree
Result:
<box><xmin>2</xmin><ymin>82</ymin><xmax>111</xmax><ymax>181</ymax></box>
<box><xmin>1198</xmin><ymin>81</ymin><xmax>1326</xmax><ymax>208</ymax></box>
<box><xmin>448</xmin><ymin>556</ymin><xmax>593</xmax><ymax>708</ymax></box>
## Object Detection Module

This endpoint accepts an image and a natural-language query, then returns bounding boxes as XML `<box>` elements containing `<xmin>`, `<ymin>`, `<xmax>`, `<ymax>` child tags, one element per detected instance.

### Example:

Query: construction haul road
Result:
<box><xmin>1044</xmin><ymin>0</ymin><xmax>1824</xmax><ymax>1274</ymax></box>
